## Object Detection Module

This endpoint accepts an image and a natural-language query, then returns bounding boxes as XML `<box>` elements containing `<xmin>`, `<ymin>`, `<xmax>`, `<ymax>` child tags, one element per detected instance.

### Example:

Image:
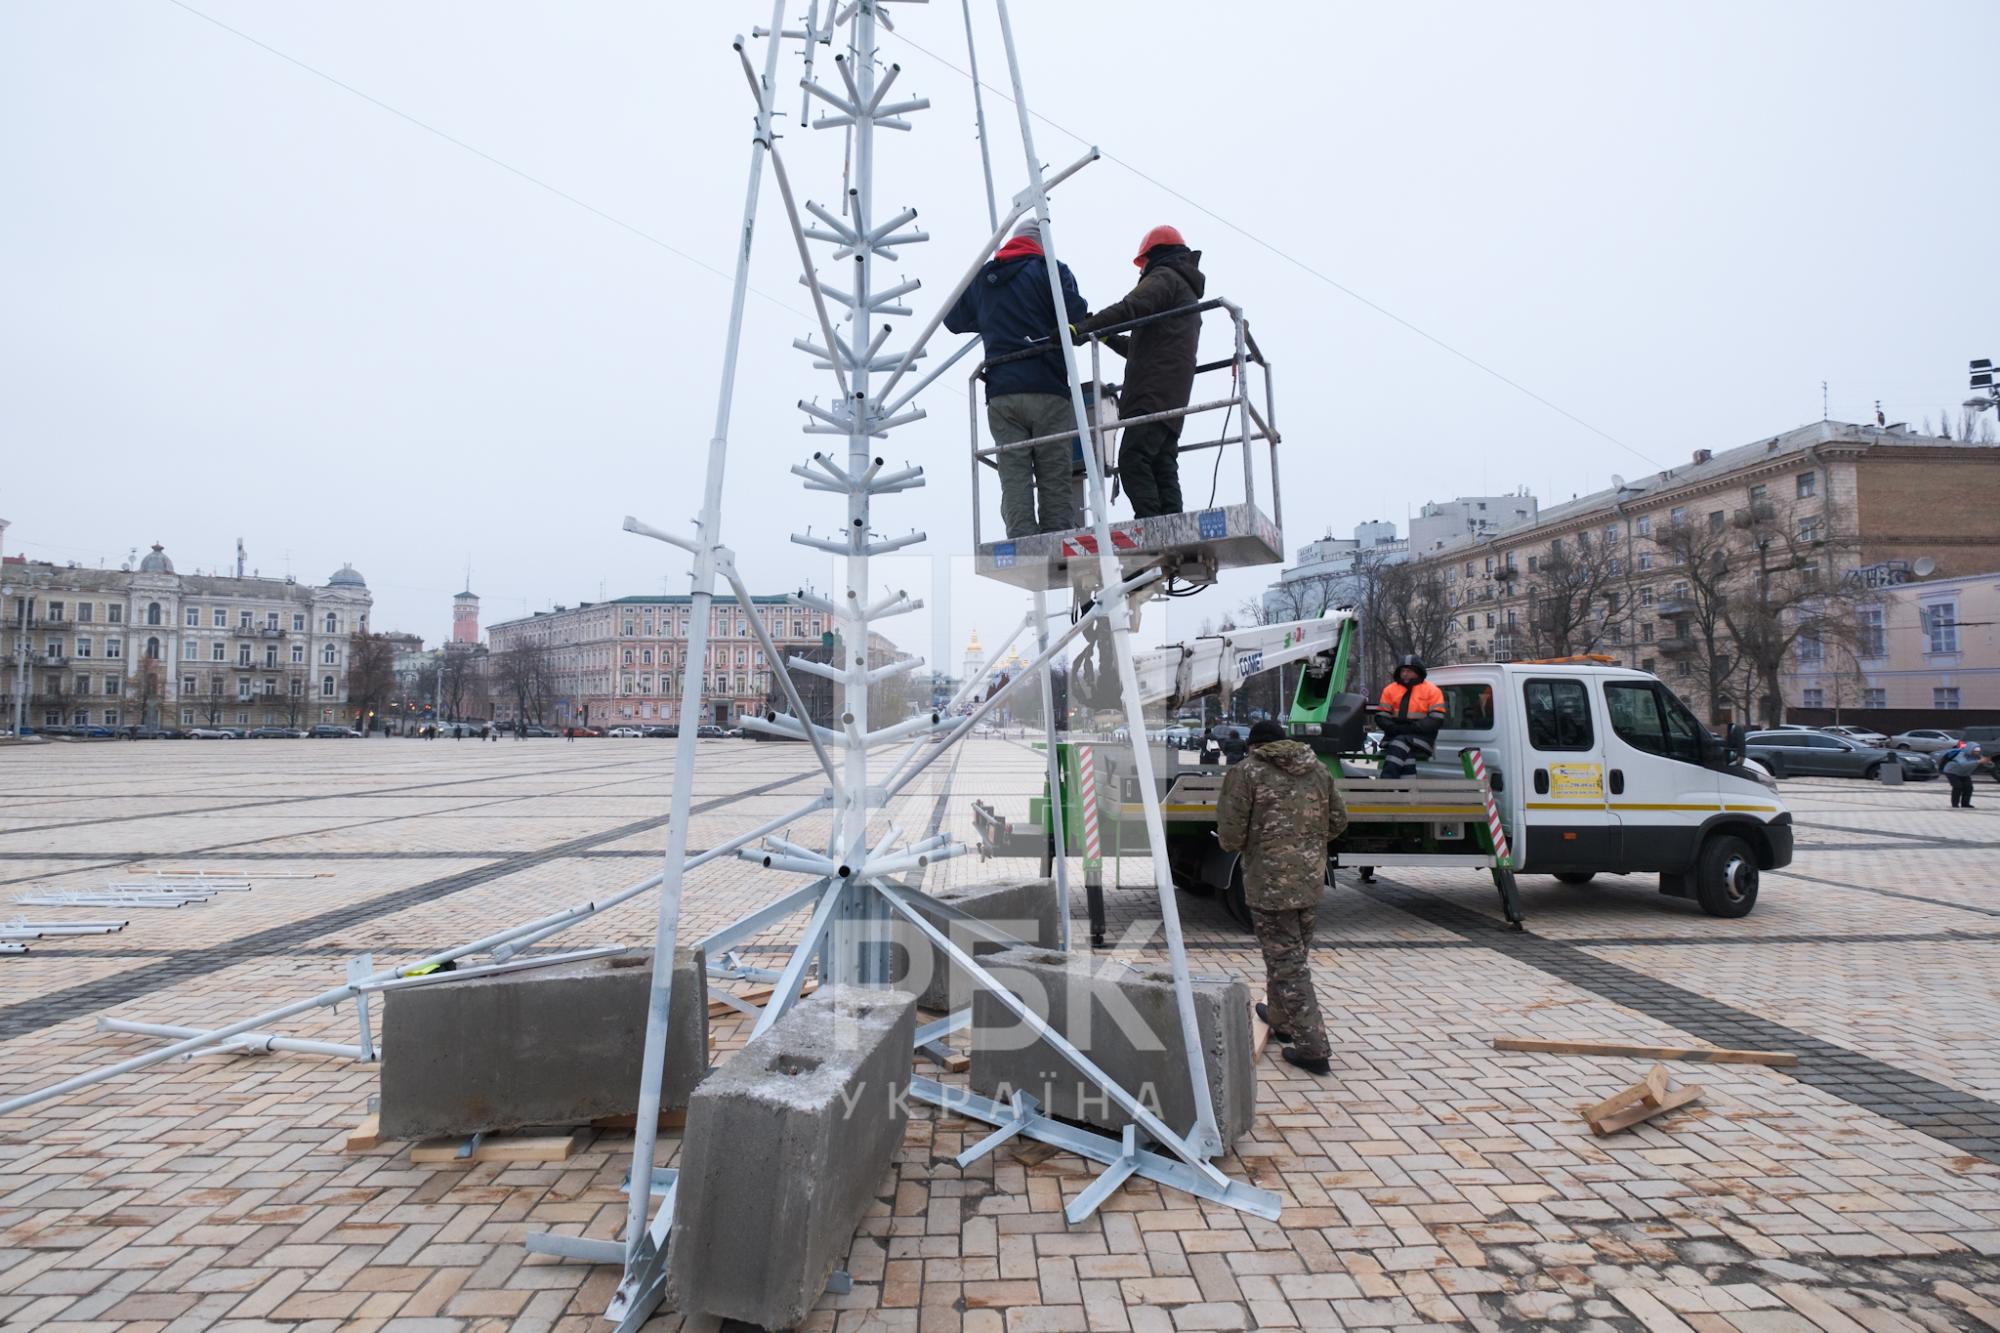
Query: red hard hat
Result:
<box><xmin>1134</xmin><ymin>224</ymin><xmax>1185</xmax><ymax>268</ymax></box>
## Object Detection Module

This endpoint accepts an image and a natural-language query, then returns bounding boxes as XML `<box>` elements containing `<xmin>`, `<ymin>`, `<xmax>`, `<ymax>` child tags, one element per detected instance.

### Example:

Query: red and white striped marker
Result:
<box><xmin>1078</xmin><ymin>744</ymin><xmax>1102</xmax><ymax>870</ymax></box>
<box><xmin>1467</xmin><ymin>748</ymin><xmax>1512</xmax><ymax>867</ymax></box>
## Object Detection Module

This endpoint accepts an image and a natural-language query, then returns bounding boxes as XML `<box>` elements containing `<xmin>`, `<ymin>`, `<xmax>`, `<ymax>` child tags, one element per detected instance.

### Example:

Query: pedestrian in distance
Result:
<box><xmin>1073</xmin><ymin>226</ymin><xmax>1205</xmax><ymax>519</ymax></box>
<box><xmin>945</xmin><ymin>218</ymin><xmax>1088</xmax><ymax>539</ymax></box>
<box><xmin>1216</xmin><ymin>718</ymin><xmax>1347</xmax><ymax>1076</ymax></box>
<box><xmin>1371</xmin><ymin>655</ymin><xmax>1446</xmax><ymax>779</ymax></box>
<box><xmin>1944</xmin><ymin>740</ymin><xmax>1986</xmax><ymax>809</ymax></box>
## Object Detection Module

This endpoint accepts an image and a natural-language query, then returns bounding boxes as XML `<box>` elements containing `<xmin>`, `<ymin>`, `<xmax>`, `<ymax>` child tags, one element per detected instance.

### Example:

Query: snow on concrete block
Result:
<box><xmin>969</xmin><ymin>945</ymin><xmax>1255</xmax><ymax>1147</ymax></box>
<box><xmin>667</xmin><ymin>985</ymin><xmax>916</xmax><ymax>1331</ymax></box>
<box><xmin>378</xmin><ymin>948</ymin><xmax>707</xmax><ymax>1141</ymax></box>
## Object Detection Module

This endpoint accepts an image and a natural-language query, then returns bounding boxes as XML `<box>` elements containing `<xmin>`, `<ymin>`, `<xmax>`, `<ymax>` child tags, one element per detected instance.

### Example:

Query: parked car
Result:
<box><xmin>642</xmin><ymin>725</ymin><xmax>677</xmax><ymax>738</ymax></box>
<box><xmin>1819</xmin><ymin>724</ymin><xmax>1889</xmax><ymax>746</ymax></box>
<box><xmin>1888</xmin><ymin>727</ymin><xmax>1963</xmax><ymax>753</ymax></box>
<box><xmin>521</xmin><ymin>724</ymin><xmax>556</xmax><ymax>737</ymax></box>
<box><xmin>607</xmin><ymin>726</ymin><xmax>643</xmax><ymax>738</ymax></box>
<box><xmin>249</xmin><ymin>726</ymin><xmax>304</xmax><ymax>739</ymax></box>
<box><xmin>308</xmin><ymin>724</ymin><xmax>362</xmax><ymax>738</ymax></box>
<box><xmin>696</xmin><ymin>724</ymin><xmax>726</xmax><ymax>738</ymax></box>
<box><xmin>1744</xmin><ymin>730</ymin><xmax>1935</xmax><ymax>779</ymax></box>
<box><xmin>187</xmin><ymin>726</ymin><xmax>234</xmax><ymax>739</ymax></box>
<box><xmin>122</xmin><ymin>725</ymin><xmax>185</xmax><ymax>740</ymax></box>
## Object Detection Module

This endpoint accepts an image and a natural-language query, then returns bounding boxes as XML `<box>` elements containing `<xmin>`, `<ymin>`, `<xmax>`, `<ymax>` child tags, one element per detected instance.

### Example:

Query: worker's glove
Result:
<box><xmin>1069</xmin><ymin>323</ymin><xmax>1087</xmax><ymax>345</ymax></box>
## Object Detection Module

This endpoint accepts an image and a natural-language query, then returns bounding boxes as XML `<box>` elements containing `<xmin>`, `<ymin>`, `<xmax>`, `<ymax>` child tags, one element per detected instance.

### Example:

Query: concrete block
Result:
<box><xmin>969</xmin><ymin>945</ymin><xmax>1255</xmax><ymax>1147</ymax></box>
<box><xmin>667</xmin><ymin>985</ymin><xmax>916</xmax><ymax>1330</ymax></box>
<box><xmin>893</xmin><ymin>877</ymin><xmax>1060</xmax><ymax>1012</ymax></box>
<box><xmin>378</xmin><ymin>949</ymin><xmax>706</xmax><ymax>1141</ymax></box>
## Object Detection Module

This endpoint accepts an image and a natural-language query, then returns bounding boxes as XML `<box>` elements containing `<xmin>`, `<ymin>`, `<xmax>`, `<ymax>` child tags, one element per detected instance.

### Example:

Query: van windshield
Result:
<box><xmin>1438</xmin><ymin>683</ymin><xmax>1495</xmax><ymax>730</ymax></box>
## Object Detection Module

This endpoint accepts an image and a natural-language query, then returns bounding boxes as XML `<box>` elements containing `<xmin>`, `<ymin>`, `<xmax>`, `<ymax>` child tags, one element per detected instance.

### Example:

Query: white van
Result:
<box><xmin>1417</xmin><ymin>662</ymin><xmax>1792</xmax><ymax>917</ymax></box>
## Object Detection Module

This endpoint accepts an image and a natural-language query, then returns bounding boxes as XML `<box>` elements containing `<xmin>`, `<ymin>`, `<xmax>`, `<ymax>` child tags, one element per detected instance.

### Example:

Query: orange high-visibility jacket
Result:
<box><xmin>1379</xmin><ymin>679</ymin><xmax>1446</xmax><ymax>722</ymax></box>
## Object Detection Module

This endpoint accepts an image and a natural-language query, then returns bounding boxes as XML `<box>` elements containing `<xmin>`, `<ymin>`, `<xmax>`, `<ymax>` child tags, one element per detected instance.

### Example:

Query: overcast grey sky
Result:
<box><xmin>3</xmin><ymin>1</ymin><xmax>1993</xmax><ymax>667</ymax></box>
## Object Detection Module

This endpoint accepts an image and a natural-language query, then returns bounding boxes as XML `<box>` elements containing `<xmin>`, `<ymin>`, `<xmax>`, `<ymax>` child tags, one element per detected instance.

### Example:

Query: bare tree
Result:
<box><xmin>494</xmin><ymin>642</ymin><xmax>555</xmax><ymax>726</ymax></box>
<box><xmin>1349</xmin><ymin>550</ymin><xmax>1456</xmax><ymax>689</ymax></box>
<box><xmin>1648</xmin><ymin>516</ymin><xmax>1740</xmax><ymax>723</ymax></box>
<box><xmin>1522</xmin><ymin>533</ymin><xmax>1619</xmax><ymax>659</ymax></box>
<box><xmin>1721</xmin><ymin>502</ymin><xmax>1861</xmax><ymax>727</ymax></box>
<box><xmin>345</xmin><ymin>631</ymin><xmax>398</xmax><ymax>733</ymax></box>
<box><xmin>439</xmin><ymin>647</ymin><xmax>480</xmax><ymax>720</ymax></box>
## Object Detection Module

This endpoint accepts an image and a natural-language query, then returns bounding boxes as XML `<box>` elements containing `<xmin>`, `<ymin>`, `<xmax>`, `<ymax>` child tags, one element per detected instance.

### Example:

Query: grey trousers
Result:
<box><xmin>989</xmin><ymin>393</ymin><xmax>1078</xmax><ymax>538</ymax></box>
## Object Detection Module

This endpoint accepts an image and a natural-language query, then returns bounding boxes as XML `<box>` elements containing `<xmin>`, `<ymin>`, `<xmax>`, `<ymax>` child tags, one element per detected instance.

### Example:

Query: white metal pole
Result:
<box><xmin>990</xmin><ymin>0</ymin><xmax>1222</xmax><ymax>1157</ymax></box>
<box><xmin>621</xmin><ymin>2</ymin><xmax>790</xmax><ymax>1280</ymax></box>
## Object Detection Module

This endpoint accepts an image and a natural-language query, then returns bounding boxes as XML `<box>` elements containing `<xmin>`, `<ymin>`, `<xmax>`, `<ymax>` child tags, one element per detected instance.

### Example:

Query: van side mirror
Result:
<box><xmin>1723</xmin><ymin>723</ymin><xmax>1746</xmax><ymax>768</ymax></box>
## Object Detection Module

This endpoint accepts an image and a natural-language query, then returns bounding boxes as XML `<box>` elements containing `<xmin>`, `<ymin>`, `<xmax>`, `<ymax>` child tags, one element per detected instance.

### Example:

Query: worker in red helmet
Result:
<box><xmin>1073</xmin><ymin>225</ymin><xmax>1205</xmax><ymax>518</ymax></box>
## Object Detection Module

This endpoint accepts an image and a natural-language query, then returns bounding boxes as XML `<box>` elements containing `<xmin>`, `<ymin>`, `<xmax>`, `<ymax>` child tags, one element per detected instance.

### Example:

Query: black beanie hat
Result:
<box><xmin>1247</xmin><ymin>720</ymin><xmax>1286</xmax><ymax>746</ymax></box>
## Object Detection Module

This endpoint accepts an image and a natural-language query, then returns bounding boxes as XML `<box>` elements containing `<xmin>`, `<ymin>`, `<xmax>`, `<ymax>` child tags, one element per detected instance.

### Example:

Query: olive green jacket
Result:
<box><xmin>1216</xmin><ymin>740</ymin><xmax>1346</xmax><ymax>911</ymax></box>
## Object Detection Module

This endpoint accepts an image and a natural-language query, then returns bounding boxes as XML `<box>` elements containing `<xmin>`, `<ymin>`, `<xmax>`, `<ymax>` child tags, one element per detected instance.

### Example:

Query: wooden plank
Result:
<box><xmin>344</xmin><ymin>1113</ymin><xmax>381</xmax><ymax>1152</ymax></box>
<box><xmin>589</xmin><ymin>1109</ymin><xmax>688</xmax><ymax>1132</ymax></box>
<box><xmin>1587</xmin><ymin>1083</ymin><xmax>1702</xmax><ymax>1137</ymax></box>
<box><xmin>1249</xmin><ymin>1005</ymin><xmax>1272</xmax><ymax>1061</ymax></box>
<box><xmin>1493</xmin><ymin>1037</ymin><xmax>1797</xmax><ymax>1067</ymax></box>
<box><xmin>943</xmin><ymin>1052</ymin><xmax>971</xmax><ymax>1075</ymax></box>
<box><xmin>1578</xmin><ymin>1064</ymin><xmax>1670</xmax><ymax>1124</ymax></box>
<box><xmin>708</xmin><ymin>978</ymin><xmax>818</xmax><ymax>1019</ymax></box>
<box><xmin>410</xmin><ymin>1131</ymin><xmax>582</xmax><ymax>1165</ymax></box>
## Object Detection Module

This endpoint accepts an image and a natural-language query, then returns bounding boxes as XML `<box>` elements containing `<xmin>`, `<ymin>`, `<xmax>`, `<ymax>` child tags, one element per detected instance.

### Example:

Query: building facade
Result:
<box><xmin>1</xmin><ymin>544</ymin><xmax>373</xmax><ymax>730</ymax></box>
<box><xmin>486</xmin><ymin>595</ymin><xmax>834</xmax><ymax>729</ymax></box>
<box><xmin>1785</xmin><ymin>567</ymin><xmax>2000</xmax><ymax>724</ymax></box>
<box><xmin>1397</xmin><ymin>421</ymin><xmax>2000</xmax><ymax>723</ymax></box>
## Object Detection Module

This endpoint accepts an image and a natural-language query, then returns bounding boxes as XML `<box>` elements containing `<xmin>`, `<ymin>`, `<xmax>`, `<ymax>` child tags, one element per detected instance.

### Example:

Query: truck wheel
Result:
<box><xmin>1224</xmin><ymin>862</ymin><xmax>1253</xmax><ymax>930</ymax></box>
<box><xmin>1694</xmin><ymin>834</ymin><xmax>1759</xmax><ymax>918</ymax></box>
<box><xmin>1553</xmin><ymin>872</ymin><xmax>1595</xmax><ymax>886</ymax></box>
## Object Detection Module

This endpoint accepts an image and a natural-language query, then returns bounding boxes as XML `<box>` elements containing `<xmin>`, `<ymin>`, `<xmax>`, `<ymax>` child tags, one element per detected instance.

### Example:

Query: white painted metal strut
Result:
<box><xmin>990</xmin><ymin>0</ymin><xmax>1224</xmax><ymax>1159</ymax></box>
<box><xmin>604</xmin><ymin>7</ymin><xmax>791</xmax><ymax>1326</ymax></box>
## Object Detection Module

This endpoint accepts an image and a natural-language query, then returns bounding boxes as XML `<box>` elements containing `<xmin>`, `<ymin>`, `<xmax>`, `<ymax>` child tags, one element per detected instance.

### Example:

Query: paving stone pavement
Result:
<box><xmin>1</xmin><ymin>738</ymin><xmax>1999</xmax><ymax>1332</ymax></box>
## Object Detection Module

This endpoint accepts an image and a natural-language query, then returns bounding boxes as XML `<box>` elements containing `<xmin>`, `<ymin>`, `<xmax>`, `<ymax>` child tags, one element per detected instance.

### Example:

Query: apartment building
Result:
<box><xmin>1403</xmin><ymin>420</ymin><xmax>2000</xmax><ymax>722</ymax></box>
<box><xmin>486</xmin><ymin>595</ymin><xmax>835</xmax><ymax>729</ymax></box>
<box><xmin>0</xmin><ymin>544</ymin><xmax>373</xmax><ymax>730</ymax></box>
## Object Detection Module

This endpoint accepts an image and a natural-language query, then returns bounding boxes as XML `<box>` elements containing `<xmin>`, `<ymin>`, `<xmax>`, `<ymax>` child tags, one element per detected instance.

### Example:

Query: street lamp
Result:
<box><xmin>1967</xmin><ymin>358</ymin><xmax>1999</xmax><ymax>434</ymax></box>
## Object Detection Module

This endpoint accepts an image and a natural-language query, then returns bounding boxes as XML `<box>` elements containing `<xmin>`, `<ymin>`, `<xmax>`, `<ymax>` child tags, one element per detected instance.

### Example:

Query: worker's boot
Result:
<box><xmin>1282</xmin><ymin>1047</ymin><xmax>1331</xmax><ymax>1076</ymax></box>
<box><xmin>1255</xmin><ymin>1002</ymin><xmax>1293</xmax><ymax>1044</ymax></box>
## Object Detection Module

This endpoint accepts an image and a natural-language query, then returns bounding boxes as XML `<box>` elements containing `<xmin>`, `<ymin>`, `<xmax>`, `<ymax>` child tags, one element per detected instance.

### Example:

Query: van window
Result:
<box><xmin>1523</xmin><ymin>679</ymin><xmax>1593</xmax><ymax>751</ymax></box>
<box><xmin>1605</xmin><ymin>682</ymin><xmax>1703</xmax><ymax>765</ymax></box>
<box><xmin>1439</xmin><ymin>683</ymin><xmax>1495</xmax><ymax>730</ymax></box>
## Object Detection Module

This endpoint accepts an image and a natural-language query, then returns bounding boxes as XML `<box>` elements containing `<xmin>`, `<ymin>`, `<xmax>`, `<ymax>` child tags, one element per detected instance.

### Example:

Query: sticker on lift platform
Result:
<box><xmin>1235</xmin><ymin>650</ymin><xmax>1263</xmax><ymax>679</ymax></box>
<box><xmin>1199</xmin><ymin>509</ymin><xmax>1228</xmax><ymax>540</ymax></box>
<box><xmin>993</xmin><ymin>542</ymin><xmax>1016</xmax><ymax>568</ymax></box>
<box><xmin>1547</xmin><ymin>763</ymin><xmax>1605</xmax><ymax>801</ymax></box>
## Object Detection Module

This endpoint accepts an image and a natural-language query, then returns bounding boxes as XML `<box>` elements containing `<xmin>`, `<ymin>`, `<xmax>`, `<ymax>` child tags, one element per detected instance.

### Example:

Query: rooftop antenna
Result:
<box><xmin>235</xmin><ymin>538</ymin><xmax>245</xmax><ymax>579</ymax></box>
<box><xmin>1822</xmin><ymin>379</ymin><xmax>1829</xmax><ymax>421</ymax></box>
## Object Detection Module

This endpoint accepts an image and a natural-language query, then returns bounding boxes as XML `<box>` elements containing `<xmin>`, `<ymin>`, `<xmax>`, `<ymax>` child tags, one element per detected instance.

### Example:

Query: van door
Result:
<box><xmin>1518</xmin><ymin>675</ymin><xmax>1615</xmax><ymax>872</ymax></box>
<box><xmin>1600</xmin><ymin>678</ymin><xmax>1719</xmax><ymax>873</ymax></box>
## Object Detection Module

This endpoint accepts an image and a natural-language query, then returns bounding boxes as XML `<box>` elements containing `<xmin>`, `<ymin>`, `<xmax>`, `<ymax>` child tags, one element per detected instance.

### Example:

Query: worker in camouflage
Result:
<box><xmin>1216</xmin><ymin>719</ymin><xmax>1347</xmax><ymax>1075</ymax></box>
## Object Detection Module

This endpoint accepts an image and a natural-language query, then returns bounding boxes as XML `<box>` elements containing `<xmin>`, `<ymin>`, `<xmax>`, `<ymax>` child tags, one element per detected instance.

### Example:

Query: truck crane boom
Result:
<box><xmin>1102</xmin><ymin>610</ymin><xmax>1355</xmax><ymax>712</ymax></box>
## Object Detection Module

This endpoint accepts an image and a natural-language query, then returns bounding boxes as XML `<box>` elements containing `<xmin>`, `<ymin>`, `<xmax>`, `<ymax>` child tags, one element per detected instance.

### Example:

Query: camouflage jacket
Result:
<box><xmin>1216</xmin><ymin>740</ymin><xmax>1347</xmax><ymax>911</ymax></box>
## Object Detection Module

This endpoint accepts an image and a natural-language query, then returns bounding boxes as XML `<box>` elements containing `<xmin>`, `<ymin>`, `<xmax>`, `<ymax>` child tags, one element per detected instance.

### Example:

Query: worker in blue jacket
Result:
<box><xmin>946</xmin><ymin>219</ymin><xmax>1090</xmax><ymax>538</ymax></box>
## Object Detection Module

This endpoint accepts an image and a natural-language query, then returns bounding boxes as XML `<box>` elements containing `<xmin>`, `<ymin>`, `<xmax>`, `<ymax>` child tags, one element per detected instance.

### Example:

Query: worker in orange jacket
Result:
<box><xmin>1372</xmin><ymin>655</ymin><xmax>1445</xmax><ymax>779</ymax></box>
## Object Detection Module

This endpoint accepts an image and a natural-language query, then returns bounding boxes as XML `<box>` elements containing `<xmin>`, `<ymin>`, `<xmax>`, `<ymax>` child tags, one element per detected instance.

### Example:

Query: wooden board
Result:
<box><xmin>589</xmin><ymin>1109</ymin><xmax>688</xmax><ymax>1132</ymax></box>
<box><xmin>1493</xmin><ymin>1036</ymin><xmax>1796</xmax><ymax>1067</ymax></box>
<box><xmin>942</xmin><ymin>1052</ymin><xmax>970</xmax><ymax>1074</ymax></box>
<box><xmin>345</xmin><ymin>1113</ymin><xmax>381</xmax><ymax>1152</ymax></box>
<box><xmin>410</xmin><ymin>1131</ymin><xmax>582</xmax><ymax>1164</ymax></box>
<box><xmin>708</xmin><ymin>978</ymin><xmax>818</xmax><ymax>1019</ymax></box>
<box><xmin>1587</xmin><ymin>1083</ymin><xmax>1702</xmax><ymax>1137</ymax></box>
<box><xmin>1249</xmin><ymin>1005</ymin><xmax>1272</xmax><ymax>1061</ymax></box>
<box><xmin>1580</xmin><ymin>1064</ymin><xmax>1668</xmax><ymax>1123</ymax></box>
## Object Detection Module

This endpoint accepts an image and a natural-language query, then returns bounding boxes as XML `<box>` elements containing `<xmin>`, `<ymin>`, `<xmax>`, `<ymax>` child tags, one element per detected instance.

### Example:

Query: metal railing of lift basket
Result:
<box><xmin>965</xmin><ymin>298</ymin><xmax>1280</xmax><ymax>547</ymax></box>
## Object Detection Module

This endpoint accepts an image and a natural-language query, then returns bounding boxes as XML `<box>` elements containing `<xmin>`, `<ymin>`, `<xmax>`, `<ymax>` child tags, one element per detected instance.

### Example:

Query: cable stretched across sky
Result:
<box><xmin>158</xmin><ymin>0</ymin><xmax>1659</xmax><ymax>471</ymax></box>
<box><xmin>879</xmin><ymin>26</ymin><xmax>1666</xmax><ymax>473</ymax></box>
